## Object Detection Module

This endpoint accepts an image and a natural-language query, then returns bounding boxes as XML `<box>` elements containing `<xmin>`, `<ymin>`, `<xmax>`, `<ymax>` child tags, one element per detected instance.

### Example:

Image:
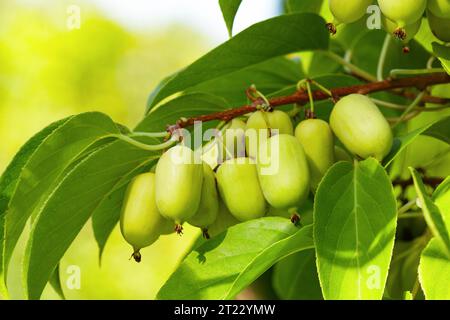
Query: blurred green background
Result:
<box><xmin>1</xmin><ymin>0</ymin><xmax>449</xmax><ymax>300</ymax></box>
<box><xmin>0</xmin><ymin>0</ymin><xmax>278</xmax><ymax>300</ymax></box>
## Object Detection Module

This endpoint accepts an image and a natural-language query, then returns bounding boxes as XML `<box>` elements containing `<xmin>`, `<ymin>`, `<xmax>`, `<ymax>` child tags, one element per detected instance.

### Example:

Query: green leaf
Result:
<box><xmin>419</xmin><ymin>238</ymin><xmax>450</xmax><ymax>299</ymax></box>
<box><xmin>1</xmin><ymin>112</ymin><xmax>120</xmax><ymax>289</ymax></box>
<box><xmin>92</xmin><ymin>159</ymin><xmax>156</xmax><ymax>261</ymax></box>
<box><xmin>410</xmin><ymin>168</ymin><xmax>450</xmax><ymax>258</ymax></box>
<box><xmin>157</xmin><ymin>218</ymin><xmax>314</xmax><ymax>299</ymax></box>
<box><xmin>285</xmin><ymin>0</ymin><xmax>323</xmax><ymax>13</ymax></box>
<box><xmin>272</xmin><ymin>249</ymin><xmax>322</xmax><ymax>299</ymax></box>
<box><xmin>137</xmin><ymin>92</ymin><xmax>229</xmax><ymax>133</ymax></box>
<box><xmin>0</xmin><ymin>117</ymin><xmax>70</xmax><ymax>296</ymax></box>
<box><xmin>49</xmin><ymin>264</ymin><xmax>65</xmax><ymax>300</ymax></box>
<box><xmin>188</xmin><ymin>57</ymin><xmax>304</xmax><ymax>107</ymax></box>
<box><xmin>24</xmin><ymin>139</ymin><xmax>161</xmax><ymax>299</ymax></box>
<box><xmin>383</xmin><ymin>116</ymin><xmax>450</xmax><ymax>167</ymax></box>
<box><xmin>219</xmin><ymin>0</ymin><xmax>243</xmax><ymax>37</ymax></box>
<box><xmin>314</xmin><ymin>158</ymin><xmax>397</xmax><ymax>300</ymax></box>
<box><xmin>432</xmin><ymin>42</ymin><xmax>450</xmax><ymax>75</ymax></box>
<box><xmin>433</xmin><ymin>176</ymin><xmax>450</xmax><ymax>232</ymax></box>
<box><xmin>147</xmin><ymin>13</ymin><xmax>329</xmax><ymax>109</ymax></box>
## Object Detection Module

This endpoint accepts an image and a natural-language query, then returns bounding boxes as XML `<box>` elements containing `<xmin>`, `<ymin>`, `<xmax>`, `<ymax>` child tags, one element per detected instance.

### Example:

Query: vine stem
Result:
<box><xmin>393</xmin><ymin>91</ymin><xmax>425</xmax><ymax>127</ymax></box>
<box><xmin>390</xmin><ymin>68</ymin><xmax>445</xmax><ymax>78</ymax></box>
<box><xmin>130</xmin><ymin>131</ymin><xmax>170</xmax><ymax>138</ymax></box>
<box><xmin>370</xmin><ymin>98</ymin><xmax>449</xmax><ymax>112</ymax></box>
<box><xmin>377</xmin><ymin>35</ymin><xmax>391</xmax><ymax>81</ymax></box>
<box><xmin>113</xmin><ymin>134</ymin><xmax>176</xmax><ymax>151</ymax></box>
<box><xmin>171</xmin><ymin>73</ymin><xmax>450</xmax><ymax>131</ymax></box>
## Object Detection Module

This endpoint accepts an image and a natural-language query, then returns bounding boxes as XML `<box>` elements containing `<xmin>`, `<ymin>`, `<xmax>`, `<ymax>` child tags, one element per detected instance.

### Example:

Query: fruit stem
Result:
<box><xmin>309</xmin><ymin>79</ymin><xmax>333</xmax><ymax>98</ymax></box>
<box><xmin>393</xmin><ymin>91</ymin><xmax>425</xmax><ymax>127</ymax></box>
<box><xmin>113</xmin><ymin>134</ymin><xmax>177</xmax><ymax>151</ymax></box>
<box><xmin>129</xmin><ymin>131</ymin><xmax>170</xmax><ymax>139</ymax></box>
<box><xmin>247</xmin><ymin>84</ymin><xmax>271</xmax><ymax>110</ymax></box>
<box><xmin>371</xmin><ymin>98</ymin><xmax>449</xmax><ymax>112</ymax></box>
<box><xmin>305</xmin><ymin>80</ymin><xmax>315</xmax><ymax>114</ymax></box>
<box><xmin>320</xmin><ymin>50</ymin><xmax>377</xmax><ymax>82</ymax></box>
<box><xmin>397</xmin><ymin>198</ymin><xmax>418</xmax><ymax>216</ymax></box>
<box><xmin>377</xmin><ymin>35</ymin><xmax>391</xmax><ymax>81</ymax></box>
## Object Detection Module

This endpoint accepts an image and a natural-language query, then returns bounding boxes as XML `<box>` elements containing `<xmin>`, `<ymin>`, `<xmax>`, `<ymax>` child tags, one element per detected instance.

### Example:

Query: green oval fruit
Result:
<box><xmin>187</xmin><ymin>163</ymin><xmax>219</xmax><ymax>238</ymax></box>
<box><xmin>257</xmin><ymin>134</ymin><xmax>310</xmax><ymax>210</ymax></box>
<box><xmin>381</xmin><ymin>15</ymin><xmax>422</xmax><ymax>42</ymax></box>
<box><xmin>207</xmin><ymin>200</ymin><xmax>240</xmax><ymax>238</ymax></box>
<box><xmin>330</xmin><ymin>94</ymin><xmax>393</xmax><ymax>161</ymax></box>
<box><xmin>378</xmin><ymin>0</ymin><xmax>427</xmax><ymax>27</ymax></box>
<box><xmin>329</xmin><ymin>0</ymin><xmax>373</xmax><ymax>24</ymax></box>
<box><xmin>428</xmin><ymin>0</ymin><xmax>450</xmax><ymax>18</ymax></box>
<box><xmin>295</xmin><ymin>119</ymin><xmax>334</xmax><ymax>191</ymax></box>
<box><xmin>120</xmin><ymin>173</ymin><xmax>173</xmax><ymax>262</ymax></box>
<box><xmin>245</xmin><ymin>110</ymin><xmax>293</xmax><ymax>160</ymax></box>
<box><xmin>221</xmin><ymin>118</ymin><xmax>246</xmax><ymax>161</ymax></box>
<box><xmin>334</xmin><ymin>145</ymin><xmax>353</xmax><ymax>162</ymax></box>
<box><xmin>155</xmin><ymin>145</ymin><xmax>203</xmax><ymax>227</ymax></box>
<box><xmin>428</xmin><ymin>10</ymin><xmax>450</xmax><ymax>42</ymax></box>
<box><xmin>216</xmin><ymin>157</ymin><xmax>267</xmax><ymax>221</ymax></box>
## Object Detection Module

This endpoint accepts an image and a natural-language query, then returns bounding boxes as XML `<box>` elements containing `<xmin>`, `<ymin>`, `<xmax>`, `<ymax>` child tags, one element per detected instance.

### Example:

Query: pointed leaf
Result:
<box><xmin>219</xmin><ymin>0</ymin><xmax>243</xmax><ymax>37</ymax></box>
<box><xmin>383</xmin><ymin>116</ymin><xmax>450</xmax><ymax>167</ymax></box>
<box><xmin>410</xmin><ymin>168</ymin><xmax>450</xmax><ymax>258</ymax></box>
<box><xmin>148</xmin><ymin>13</ymin><xmax>329</xmax><ymax>109</ymax></box>
<box><xmin>0</xmin><ymin>117</ymin><xmax>70</xmax><ymax>295</ymax></box>
<box><xmin>419</xmin><ymin>238</ymin><xmax>450</xmax><ymax>299</ymax></box>
<box><xmin>49</xmin><ymin>264</ymin><xmax>65</xmax><ymax>300</ymax></box>
<box><xmin>272</xmin><ymin>249</ymin><xmax>322</xmax><ymax>299</ymax></box>
<box><xmin>285</xmin><ymin>0</ymin><xmax>323</xmax><ymax>14</ymax></box>
<box><xmin>314</xmin><ymin>158</ymin><xmax>397</xmax><ymax>299</ymax></box>
<box><xmin>24</xmin><ymin>139</ymin><xmax>160</xmax><ymax>299</ymax></box>
<box><xmin>157</xmin><ymin>218</ymin><xmax>314</xmax><ymax>299</ymax></box>
<box><xmin>433</xmin><ymin>176</ymin><xmax>450</xmax><ymax>232</ymax></box>
<box><xmin>2</xmin><ymin>112</ymin><xmax>120</xmax><ymax>287</ymax></box>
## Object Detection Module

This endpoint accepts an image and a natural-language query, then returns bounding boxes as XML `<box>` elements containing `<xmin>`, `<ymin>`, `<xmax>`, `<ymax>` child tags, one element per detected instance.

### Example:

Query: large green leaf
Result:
<box><xmin>157</xmin><ymin>218</ymin><xmax>314</xmax><ymax>299</ymax></box>
<box><xmin>433</xmin><ymin>177</ymin><xmax>450</xmax><ymax>232</ymax></box>
<box><xmin>410</xmin><ymin>168</ymin><xmax>450</xmax><ymax>258</ymax></box>
<box><xmin>272</xmin><ymin>249</ymin><xmax>322</xmax><ymax>299</ymax></box>
<box><xmin>137</xmin><ymin>92</ymin><xmax>229</xmax><ymax>132</ymax></box>
<box><xmin>188</xmin><ymin>57</ymin><xmax>304</xmax><ymax>107</ymax></box>
<box><xmin>23</xmin><ymin>139</ymin><xmax>161</xmax><ymax>299</ymax></box>
<box><xmin>419</xmin><ymin>238</ymin><xmax>450</xmax><ymax>299</ymax></box>
<box><xmin>219</xmin><ymin>0</ymin><xmax>243</xmax><ymax>37</ymax></box>
<box><xmin>147</xmin><ymin>13</ymin><xmax>329</xmax><ymax>109</ymax></box>
<box><xmin>91</xmin><ymin>159</ymin><xmax>156</xmax><ymax>260</ymax></box>
<box><xmin>49</xmin><ymin>264</ymin><xmax>65</xmax><ymax>300</ymax></box>
<box><xmin>432</xmin><ymin>42</ymin><xmax>450</xmax><ymax>75</ymax></box>
<box><xmin>285</xmin><ymin>0</ymin><xmax>323</xmax><ymax>13</ymax></box>
<box><xmin>1</xmin><ymin>112</ymin><xmax>120</xmax><ymax>290</ymax></box>
<box><xmin>314</xmin><ymin>158</ymin><xmax>397</xmax><ymax>300</ymax></box>
<box><xmin>0</xmin><ymin>117</ymin><xmax>70</xmax><ymax>296</ymax></box>
<box><xmin>383</xmin><ymin>116</ymin><xmax>450</xmax><ymax>167</ymax></box>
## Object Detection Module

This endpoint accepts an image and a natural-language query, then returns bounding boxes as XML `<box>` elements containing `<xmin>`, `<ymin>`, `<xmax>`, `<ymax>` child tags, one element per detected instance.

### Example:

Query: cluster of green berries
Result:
<box><xmin>328</xmin><ymin>0</ymin><xmax>450</xmax><ymax>51</ymax></box>
<box><xmin>119</xmin><ymin>94</ymin><xmax>393</xmax><ymax>262</ymax></box>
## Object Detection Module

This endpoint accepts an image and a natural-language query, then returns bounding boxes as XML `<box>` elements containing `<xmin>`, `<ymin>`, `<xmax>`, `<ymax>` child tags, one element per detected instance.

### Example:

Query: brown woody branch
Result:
<box><xmin>169</xmin><ymin>72</ymin><xmax>450</xmax><ymax>131</ymax></box>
